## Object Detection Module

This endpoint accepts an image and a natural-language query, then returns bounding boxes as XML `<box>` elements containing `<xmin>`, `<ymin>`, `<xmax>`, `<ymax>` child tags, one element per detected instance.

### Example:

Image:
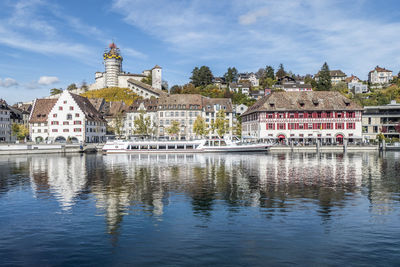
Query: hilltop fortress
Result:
<box><xmin>88</xmin><ymin>43</ymin><xmax>165</xmax><ymax>98</ymax></box>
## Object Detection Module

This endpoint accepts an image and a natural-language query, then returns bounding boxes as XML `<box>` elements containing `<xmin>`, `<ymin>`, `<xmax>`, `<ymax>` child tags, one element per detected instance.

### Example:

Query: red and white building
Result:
<box><xmin>241</xmin><ymin>91</ymin><xmax>363</xmax><ymax>144</ymax></box>
<box><xmin>29</xmin><ymin>90</ymin><xmax>107</xmax><ymax>143</ymax></box>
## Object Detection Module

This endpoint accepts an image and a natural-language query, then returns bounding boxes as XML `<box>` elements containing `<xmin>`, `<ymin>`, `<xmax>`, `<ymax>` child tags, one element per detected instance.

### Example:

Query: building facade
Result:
<box><xmin>368</xmin><ymin>66</ymin><xmax>393</xmax><ymax>85</ymax></box>
<box><xmin>362</xmin><ymin>100</ymin><xmax>400</xmax><ymax>140</ymax></box>
<box><xmin>315</xmin><ymin>70</ymin><xmax>347</xmax><ymax>85</ymax></box>
<box><xmin>121</xmin><ymin>94</ymin><xmax>234</xmax><ymax>140</ymax></box>
<box><xmin>346</xmin><ymin>75</ymin><xmax>368</xmax><ymax>94</ymax></box>
<box><xmin>29</xmin><ymin>91</ymin><xmax>107</xmax><ymax>143</ymax></box>
<box><xmin>241</xmin><ymin>91</ymin><xmax>363</xmax><ymax>144</ymax></box>
<box><xmin>273</xmin><ymin>76</ymin><xmax>312</xmax><ymax>92</ymax></box>
<box><xmin>0</xmin><ymin>100</ymin><xmax>11</xmax><ymax>142</ymax></box>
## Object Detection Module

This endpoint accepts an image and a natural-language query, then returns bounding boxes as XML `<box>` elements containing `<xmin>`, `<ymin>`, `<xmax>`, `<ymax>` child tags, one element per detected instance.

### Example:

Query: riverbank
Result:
<box><xmin>269</xmin><ymin>145</ymin><xmax>379</xmax><ymax>152</ymax></box>
<box><xmin>0</xmin><ymin>144</ymin><xmax>101</xmax><ymax>155</ymax></box>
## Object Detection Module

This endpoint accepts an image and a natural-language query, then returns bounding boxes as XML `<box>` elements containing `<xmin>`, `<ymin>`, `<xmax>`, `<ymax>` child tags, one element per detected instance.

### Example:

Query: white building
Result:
<box><xmin>29</xmin><ymin>90</ymin><xmax>107</xmax><ymax>143</ymax></box>
<box><xmin>368</xmin><ymin>66</ymin><xmax>393</xmax><ymax>85</ymax></box>
<box><xmin>0</xmin><ymin>100</ymin><xmax>11</xmax><ymax>142</ymax></box>
<box><xmin>234</xmin><ymin>104</ymin><xmax>248</xmax><ymax>116</ymax></box>
<box><xmin>345</xmin><ymin>76</ymin><xmax>368</xmax><ymax>94</ymax></box>
<box><xmin>229</xmin><ymin>82</ymin><xmax>250</xmax><ymax>95</ymax></box>
<box><xmin>124</xmin><ymin>99</ymin><xmax>158</xmax><ymax>138</ymax></box>
<box><xmin>89</xmin><ymin>43</ymin><xmax>163</xmax><ymax>93</ymax></box>
<box><xmin>121</xmin><ymin>94</ymin><xmax>234</xmax><ymax>140</ymax></box>
<box><xmin>242</xmin><ymin>91</ymin><xmax>363</xmax><ymax>144</ymax></box>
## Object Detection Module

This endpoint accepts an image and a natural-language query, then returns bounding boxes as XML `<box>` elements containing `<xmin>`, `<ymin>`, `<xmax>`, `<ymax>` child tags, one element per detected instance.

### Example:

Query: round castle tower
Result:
<box><xmin>103</xmin><ymin>42</ymin><xmax>122</xmax><ymax>88</ymax></box>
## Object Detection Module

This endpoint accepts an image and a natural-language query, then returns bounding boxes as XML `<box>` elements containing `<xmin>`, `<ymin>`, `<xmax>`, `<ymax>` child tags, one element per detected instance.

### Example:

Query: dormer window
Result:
<box><xmin>269</xmin><ymin>103</ymin><xmax>275</xmax><ymax>108</ymax></box>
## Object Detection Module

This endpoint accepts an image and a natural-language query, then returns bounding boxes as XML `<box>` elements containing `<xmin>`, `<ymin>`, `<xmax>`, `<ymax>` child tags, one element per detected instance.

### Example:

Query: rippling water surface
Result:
<box><xmin>1</xmin><ymin>152</ymin><xmax>400</xmax><ymax>266</ymax></box>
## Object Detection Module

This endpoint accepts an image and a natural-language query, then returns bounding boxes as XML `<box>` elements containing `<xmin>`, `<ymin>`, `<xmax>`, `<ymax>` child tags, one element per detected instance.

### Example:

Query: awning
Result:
<box><xmin>336</xmin><ymin>134</ymin><xmax>344</xmax><ymax>139</ymax></box>
<box><xmin>278</xmin><ymin>135</ymin><xmax>286</xmax><ymax>139</ymax></box>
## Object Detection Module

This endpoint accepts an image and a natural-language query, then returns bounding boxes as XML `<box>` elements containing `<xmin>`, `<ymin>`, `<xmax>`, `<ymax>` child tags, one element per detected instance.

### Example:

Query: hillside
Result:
<box><xmin>80</xmin><ymin>87</ymin><xmax>140</xmax><ymax>105</ymax></box>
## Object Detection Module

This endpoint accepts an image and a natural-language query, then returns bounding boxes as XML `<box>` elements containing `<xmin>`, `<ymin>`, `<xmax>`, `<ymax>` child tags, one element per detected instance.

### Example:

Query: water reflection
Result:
<box><xmin>1</xmin><ymin>152</ymin><xmax>399</xmax><ymax>237</ymax></box>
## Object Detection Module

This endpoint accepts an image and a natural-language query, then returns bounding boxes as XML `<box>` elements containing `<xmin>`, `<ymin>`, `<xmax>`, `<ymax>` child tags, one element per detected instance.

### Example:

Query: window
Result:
<box><xmin>63</xmin><ymin>121</ymin><xmax>69</xmax><ymax>125</ymax></box>
<box><xmin>63</xmin><ymin>101</ymin><xmax>67</xmax><ymax>104</ymax></box>
<box><xmin>337</xmin><ymin>112</ymin><xmax>342</xmax><ymax>118</ymax></box>
<box><xmin>298</xmin><ymin>113</ymin><xmax>304</xmax><ymax>118</ymax></box>
<box><xmin>266</xmin><ymin>123</ymin><xmax>274</xmax><ymax>130</ymax></box>
<box><xmin>63</xmin><ymin>129</ymin><xmax>69</xmax><ymax>132</ymax></box>
<box><xmin>52</xmin><ymin>129</ymin><xmax>58</xmax><ymax>132</ymax></box>
<box><xmin>278</xmin><ymin>123</ymin><xmax>285</xmax><ymax>130</ymax></box>
<box><xmin>181</xmin><ymin>111</ymin><xmax>185</xmax><ymax>117</ymax></box>
<box><xmin>347</xmin><ymin>123</ymin><xmax>355</xmax><ymax>129</ymax></box>
<box><xmin>53</xmin><ymin>114</ymin><xmax>57</xmax><ymax>118</ymax></box>
<box><xmin>70</xmin><ymin>106</ymin><xmax>74</xmax><ymax>110</ymax></box>
<box><xmin>267</xmin><ymin>113</ymin><xmax>273</xmax><ymax>119</ymax></box>
<box><xmin>299</xmin><ymin>123</ymin><xmax>304</xmax><ymax>129</ymax></box>
<box><xmin>289</xmin><ymin>113</ymin><xmax>294</xmax><ymax>118</ymax></box>
<box><xmin>368</xmin><ymin>117</ymin><xmax>371</xmax><ymax>124</ymax></box>
<box><xmin>74</xmin><ymin>128</ymin><xmax>82</xmax><ymax>132</ymax></box>
<box><xmin>175</xmin><ymin>112</ymin><xmax>179</xmax><ymax>117</ymax></box>
<box><xmin>51</xmin><ymin>121</ymin><xmax>59</xmax><ymax>125</ymax></box>
<box><xmin>308</xmin><ymin>123</ymin><xmax>313</xmax><ymax>129</ymax></box>
<box><xmin>67</xmin><ymin>114</ymin><xmax>72</xmax><ymax>120</ymax></box>
<box><xmin>59</xmin><ymin>106</ymin><xmax>63</xmax><ymax>110</ymax></box>
<box><xmin>75</xmin><ymin>113</ymin><xmax>80</xmax><ymax>117</ymax></box>
<box><xmin>326</xmin><ymin>112</ymin><xmax>332</xmax><ymax>118</ymax></box>
<box><xmin>160</xmin><ymin>112</ymin><xmax>163</xmax><ymax>117</ymax></box>
<box><xmin>336</xmin><ymin>123</ymin><xmax>344</xmax><ymax>129</ymax></box>
<box><xmin>74</xmin><ymin>121</ymin><xmax>81</xmax><ymax>125</ymax></box>
<box><xmin>317</xmin><ymin>112</ymin><xmax>322</xmax><ymax>118</ymax></box>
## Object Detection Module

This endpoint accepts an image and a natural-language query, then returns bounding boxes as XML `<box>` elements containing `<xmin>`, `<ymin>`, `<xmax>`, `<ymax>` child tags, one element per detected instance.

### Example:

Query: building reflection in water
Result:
<box><xmin>23</xmin><ymin>151</ymin><xmax>400</xmax><ymax>237</ymax></box>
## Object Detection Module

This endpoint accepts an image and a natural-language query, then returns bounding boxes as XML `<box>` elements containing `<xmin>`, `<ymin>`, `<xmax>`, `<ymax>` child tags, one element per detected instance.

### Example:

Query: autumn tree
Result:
<box><xmin>11</xmin><ymin>123</ymin><xmax>29</xmax><ymax>141</ymax></box>
<box><xmin>223</xmin><ymin>67</ymin><xmax>238</xmax><ymax>84</ymax></box>
<box><xmin>316</xmin><ymin>62</ymin><xmax>332</xmax><ymax>91</ymax></box>
<box><xmin>193</xmin><ymin>116</ymin><xmax>208</xmax><ymax>138</ymax></box>
<box><xmin>81</xmin><ymin>87</ymin><xmax>139</xmax><ymax>105</ymax></box>
<box><xmin>133</xmin><ymin>111</ymin><xmax>155</xmax><ymax>137</ymax></box>
<box><xmin>212</xmin><ymin>110</ymin><xmax>230</xmax><ymax>138</ymax></box>
<box><xmin>166</xmin><ymin>120</ymin><xmax>180</xmax><ymax>139</ymax></box>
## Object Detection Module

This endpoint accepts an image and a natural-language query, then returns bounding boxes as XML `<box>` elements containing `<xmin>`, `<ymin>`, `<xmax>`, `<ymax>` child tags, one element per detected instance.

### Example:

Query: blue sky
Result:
<box><xmin>0</xmin><ymin>0</ymin><xmax>399</xmax><ymax>104</ymax></box>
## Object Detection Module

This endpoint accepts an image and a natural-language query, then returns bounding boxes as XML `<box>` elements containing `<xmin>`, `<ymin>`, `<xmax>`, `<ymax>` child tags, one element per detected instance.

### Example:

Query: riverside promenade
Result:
<box><xmin>0</xmin><ymin>144</ymin><xmax>102</xmax><ymax>155</ymax></box>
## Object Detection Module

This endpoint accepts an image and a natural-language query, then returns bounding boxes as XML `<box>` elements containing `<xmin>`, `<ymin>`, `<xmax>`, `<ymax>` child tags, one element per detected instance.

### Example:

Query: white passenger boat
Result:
<box><xmin>102</xmin><ymin>138</ymin><xmax>271</xmax><ymax>153</ymax></box>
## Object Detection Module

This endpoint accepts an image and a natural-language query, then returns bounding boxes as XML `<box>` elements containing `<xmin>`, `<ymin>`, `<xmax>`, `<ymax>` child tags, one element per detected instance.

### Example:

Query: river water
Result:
<box><xmin>0</xmin><ymin>152</ymin><xmax>399</xmax><ymax>266</ymax></box>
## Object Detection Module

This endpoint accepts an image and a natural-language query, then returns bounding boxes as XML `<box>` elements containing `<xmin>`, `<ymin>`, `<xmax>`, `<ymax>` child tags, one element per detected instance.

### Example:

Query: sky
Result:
<box><xmin>0</xmin><ymin>0</ymin><xmax>399</xmax><ymax>104</ymax></box>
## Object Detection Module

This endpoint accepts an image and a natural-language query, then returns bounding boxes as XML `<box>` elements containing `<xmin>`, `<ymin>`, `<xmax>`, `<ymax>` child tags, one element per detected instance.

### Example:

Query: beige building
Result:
<box><xmin>368</xmin><ymin>66</ymin><xmax>393</xmax><ymax>85</ymax></box>
<box><xmin>122</xmin><ymin>94</ymin><xmax>234</xmax><ymax>140</ymax></box>
<box><xmin>362</xmin><ymin>100</ymin><xmax>400</xmax><ymax>140</ymax></box>
<box><xmin>315</xmin><ymin>70</ymin><xmax>347</xmax><ymax>85</ymax></box>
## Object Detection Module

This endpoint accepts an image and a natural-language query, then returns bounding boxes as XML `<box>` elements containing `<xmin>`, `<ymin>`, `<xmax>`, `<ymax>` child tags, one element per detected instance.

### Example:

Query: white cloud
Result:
<box><xmin>123</xmin><ymin>47</ymin><xmax>148</xmax><ymax>59</ymax></box>
<box><xmin>0</xmin><ymin>78</ymin><xmax>18</xmax><ymax>88</ymax></box>
<box><xmin>111</xmin><ymin>0</ymin><xmax>400</xmax><ymax>79</ymax></box>
<box><xmin>38</xmin><ymin>76</ymin><xmax>59</xmax><ymax>85</ymax></box>
<box><xmin>238</xmin><ymin>7</ymin><xmax>269</xmax><ymax>25</ymax></box>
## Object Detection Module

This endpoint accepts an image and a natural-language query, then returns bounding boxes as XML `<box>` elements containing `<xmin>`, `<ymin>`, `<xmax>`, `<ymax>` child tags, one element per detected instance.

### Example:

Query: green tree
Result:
<box><xmin>193</xmin><ymin>116</ymin><xmax>208</xmax><ymax>138</ymax></box>
<box><xmin>316</xmin><ymin>62</ymin><xmax>332</xmax><ymax>91</ymax></box>
<box><xmin>170</xmin><ymin>85</ymin><xmax>182</xmax><ymax>94</ymax></box>
<box><xmin>114</xmin><ymin>112</ymin><xmax>124</xmax><ymax>138</ymax></box>
<box><xmin>166</xmin><ymin>120</ymin><xmax>180</xmax><ymax>139</ymax></box>
<box><xmin>81</xmin><ymin>81</ymin><xmax>89</xmax><ymax>91</ymax></box>
<box><xmin>67</xmin><ymin>83</ymin><xmax>77</xmax><ymax>91</ymax></box>
<box><xmin>141</xmin><ymin>72</ymin><xmax>152</xmax><ymax>86</ymax></box>
<box><xmin>276</xmin><ymin>63</ymin><xmax>286</xmax><ymax>79</ymax></box>
<box><xmin>223</xmin><ymin>67</ymin><xmax>238</xmax><ymax>83</ymax></box>
<box><xmin>212</xmin><ymin>110</ymin><xmax>229</xmax><ymax>138</ymax></box>
<box><xmin>11</xmin><ymin>124</ymin><xmax>29</xmax><ymax>141</ymax></box>
<box><xmin>190</xmin><ymin>66</ymin><xmax>213</xmax><ymax>87</ymax></box>
<box><xmin>265</xmin><ymin>65</ymin><xmax>275</xmax><ymax>79</ymax></box>
<box><xmin>50</xmin><ymin>88</ymin><xmax>63</xmax><ymax>95</ymax></box>
<box><xmin>133</xmin><ymin>111</ymin><xmax>155</xmax><ymax>137</ymax></box>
